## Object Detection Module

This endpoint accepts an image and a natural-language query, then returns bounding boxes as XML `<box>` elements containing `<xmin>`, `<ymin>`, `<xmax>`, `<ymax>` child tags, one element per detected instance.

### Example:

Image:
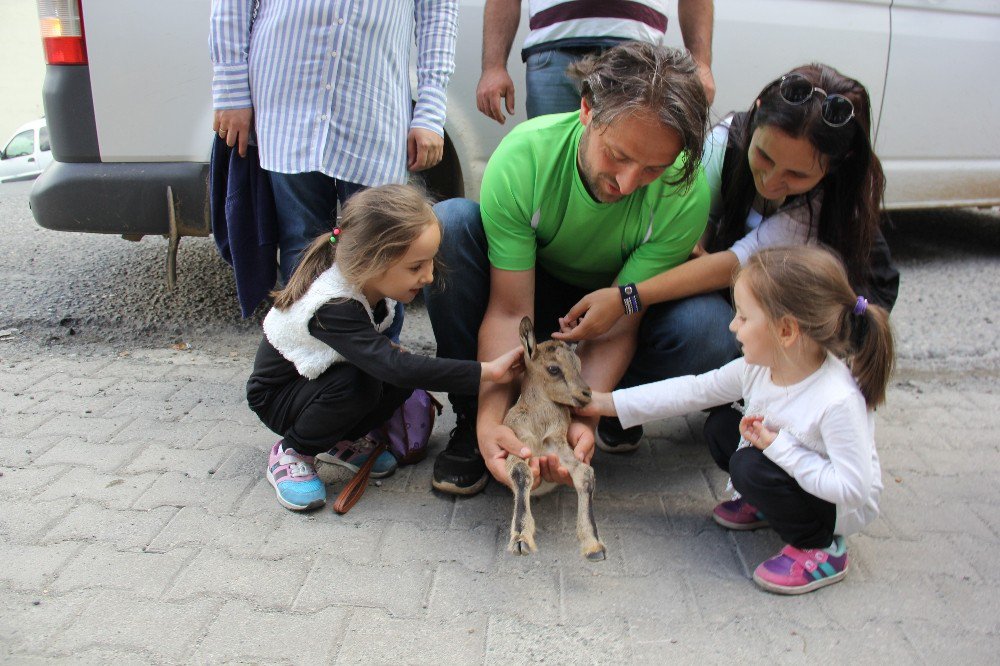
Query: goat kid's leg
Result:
<box><xmin>556</xmin><ymin>446</ymin><xmax>606</xmax><ymax>561</ymax></box>
<box><xmin>505</xmin><ymin>456</ymin><xmax>537</xmax><ymax>555</ymax></box>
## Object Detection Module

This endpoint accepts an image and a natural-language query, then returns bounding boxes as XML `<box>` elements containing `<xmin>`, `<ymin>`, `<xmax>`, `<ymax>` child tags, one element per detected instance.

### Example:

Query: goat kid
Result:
<box><xmin>502</xmin><ymin>317</ymin><xmax>606</xmax><ymax>561</ymax></box>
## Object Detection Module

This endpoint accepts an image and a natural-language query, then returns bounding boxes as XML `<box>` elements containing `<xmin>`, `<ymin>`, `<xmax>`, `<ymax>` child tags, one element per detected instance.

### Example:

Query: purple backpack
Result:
<box><xmin>369</xmin><ymin>389</ymin><xmax>443</xmax><ymax>465</ymax></box>
<box><xmin>333</xmin><ymin>389</ymin><xmax>443</xmax><ymax>514</ymax></box>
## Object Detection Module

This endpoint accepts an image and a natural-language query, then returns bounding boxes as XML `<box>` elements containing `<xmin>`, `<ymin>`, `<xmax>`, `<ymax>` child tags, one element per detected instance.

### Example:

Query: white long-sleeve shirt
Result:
<box><xmin>613</xmin><ymin>354</ymin><xmax>883</xmax><ymax>536</ymax></box>
<box><xmin>210</xmin><ymin>0</ymin><xmax>458</xmax><ymax>185</ymax></box>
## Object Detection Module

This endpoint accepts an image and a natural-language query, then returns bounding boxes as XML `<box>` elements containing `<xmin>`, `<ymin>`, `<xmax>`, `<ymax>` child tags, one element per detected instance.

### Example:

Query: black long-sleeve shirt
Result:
<box><xmin>248</xmin><ymin>298</ymin><xmax>480</xmax><ymax>396</ymax></box>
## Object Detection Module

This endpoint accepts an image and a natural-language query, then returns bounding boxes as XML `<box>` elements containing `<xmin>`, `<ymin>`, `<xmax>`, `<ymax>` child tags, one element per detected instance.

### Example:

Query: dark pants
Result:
<box><xmin>248</xmin><ymin>362</ymin><xmax>412</xmax><ymax>457</ymax></box>
<box><xmin>704</xmin><ymin>406</ymin><xmax>837</xmax><ymax>549</ymax></box>
<box><xmin>267</xmin><ymin>170</ymin><xmax>404</xmax><ymax>342</ymax></box>
<box><xmin>423</xmin><ymin>198</ymin><xmax>740</xmax><ymax>414</ymax></box>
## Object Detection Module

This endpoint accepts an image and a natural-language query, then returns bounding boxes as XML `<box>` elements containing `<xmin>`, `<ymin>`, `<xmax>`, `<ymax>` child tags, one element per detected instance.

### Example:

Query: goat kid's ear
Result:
<box><xmin>518</xmin><ymin>316</ymin><xmax>536</xmax><ymax>359</ymax></box>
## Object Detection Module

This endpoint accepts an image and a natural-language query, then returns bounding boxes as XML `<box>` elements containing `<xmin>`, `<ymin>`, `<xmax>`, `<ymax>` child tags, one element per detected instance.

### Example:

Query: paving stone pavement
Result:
<box><xmin>1</xmin><ymin>313</ymin><xmax>999</xmax><ymax>664</ymax></box>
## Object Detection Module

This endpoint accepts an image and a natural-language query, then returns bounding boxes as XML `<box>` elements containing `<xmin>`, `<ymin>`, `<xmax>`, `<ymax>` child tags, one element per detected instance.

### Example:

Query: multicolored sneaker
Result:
<box><xmin>316</xmin><ymin>436</ymin><xmax>398</xmax><ymax>479</ymax></box>
<box><xmin>713</xmin><ymin>498</ymin><xmax>769</xmax><ymax>530</ymax></box>
<box><xmin>266</xmin><ymin>441</ymin><xmax>326</xmax><ymax>511</ymax></box>
<box><xmin>753</xmin><ymin>537</ymin><xmax>849</xmax><ymax>595</ymax></box>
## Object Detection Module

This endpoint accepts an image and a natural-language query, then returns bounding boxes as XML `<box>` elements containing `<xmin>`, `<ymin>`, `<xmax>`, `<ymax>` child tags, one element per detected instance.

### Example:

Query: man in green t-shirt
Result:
<box><xmin>425</xmin><ymin>43</ymin><xmax>737</xmax><ymax>496</ymax></box>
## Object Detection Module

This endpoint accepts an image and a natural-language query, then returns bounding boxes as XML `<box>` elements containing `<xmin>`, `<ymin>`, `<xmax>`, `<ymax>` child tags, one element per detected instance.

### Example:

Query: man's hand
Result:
<box><xmin>479</xmin><ymin>422</ymin><xmax>533</xmax><ymax>489</ymax></box>
<box><xmin>740</xmin><ymin>415</ymin><xmax>777</xmax><ymax>450</ymax></box>
<box><xmin>537</xmin><ymin>420</ymin><xmax>597</xmax><ymax>486</ymax></box>
<box><xmin>213</xmin><ymin>107</ymin><xmax>254</xmax><ymax>158</ymax></box>
<box><xmin>567</xmin><ymin>419</ymin><xmax>596</xmax><ymax>465</ymax></box>
<box><xmin>696</xmin><ymin>61</ymin><xmax>717</xmax><ymax>106</ymax></box>
<box><xmin>476</xmin><ymin>66</ymin><xmax>516</xmax><ymax>124</ymax></box>
<box><xmin>407</xmin><ymin>127</ymin><xmax>444</xmax><ymax>172</ymax></box>
<box><xmin>551</xmin><ymin>287</ymin><xmax>624</xmax><ymax>342</ymax></box>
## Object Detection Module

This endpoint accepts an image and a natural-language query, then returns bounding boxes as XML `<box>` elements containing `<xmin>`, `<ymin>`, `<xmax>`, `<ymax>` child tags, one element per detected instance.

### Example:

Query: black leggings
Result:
<box><xmin>248</xmin><ymin>363</ymin><xmax>412</xmax><ymax>457</ymax></box>
<box><xmin>703</xmin><ymin>406</ymin><xmax>837</xmax><ymax>549</ymax></box>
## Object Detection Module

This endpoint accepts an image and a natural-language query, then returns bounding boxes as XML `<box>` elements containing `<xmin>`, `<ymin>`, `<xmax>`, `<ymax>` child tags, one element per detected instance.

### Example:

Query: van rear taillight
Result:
<box><xmin>37</xmin><ymin>0</ymin><xmax>87</xmax><ymax>65</ymax></box>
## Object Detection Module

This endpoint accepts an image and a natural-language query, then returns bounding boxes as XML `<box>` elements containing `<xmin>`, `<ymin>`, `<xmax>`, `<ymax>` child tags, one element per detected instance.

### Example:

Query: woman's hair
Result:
<box><xmin>567</xmin><ymin>41</ymin><xmax>709</xmax><ymax>190</ymax></box>
<box><xmin>711</xmin><ymin>63</ymin><xmax>886</xmax><ymax>291</ymax></box>
<box><xmin>271</xmin><ymin>183</ymin><xmax>439</xmax><ymax>310</ymax></box>
<box><xmin>738</xmin><ymin>246</ymin><xmax>895</xmax><ymax>407</ymax></box>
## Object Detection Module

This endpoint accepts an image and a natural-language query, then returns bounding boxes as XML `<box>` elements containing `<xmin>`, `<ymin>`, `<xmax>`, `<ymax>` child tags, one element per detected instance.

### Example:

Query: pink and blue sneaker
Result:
<box><xmin>316</xmin><ymin>436</ymin><xmax>398</xmax><ymax>479</ymax></box>
<box><xmin>753</xmin><ymin>536</ymin><xmax>848</xmax><ymax>595</ymax></box>
<box><xmin>266</xmin><ymin>441</ymin><xmax>326</xmax><ymax>511</ymax></box>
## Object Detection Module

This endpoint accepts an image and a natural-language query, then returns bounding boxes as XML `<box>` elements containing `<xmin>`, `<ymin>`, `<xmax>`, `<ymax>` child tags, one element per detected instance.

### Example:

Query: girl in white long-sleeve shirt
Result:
<box><xmin>581</xmin><ymin>246</ymin><xmax>895</xmax><ymax>595</ymax></box>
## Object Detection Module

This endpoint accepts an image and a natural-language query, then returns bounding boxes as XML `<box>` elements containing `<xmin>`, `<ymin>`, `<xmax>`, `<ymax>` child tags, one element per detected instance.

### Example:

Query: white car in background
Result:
<box><xmin>28</xmin><ymin>0</ymin><xmax>1000</xmax><ymax>261</ymax></box>
<box><xmin>0</xmin><ymin>118</ymin><xmax>53</xmax><ymax>183</ymax></box>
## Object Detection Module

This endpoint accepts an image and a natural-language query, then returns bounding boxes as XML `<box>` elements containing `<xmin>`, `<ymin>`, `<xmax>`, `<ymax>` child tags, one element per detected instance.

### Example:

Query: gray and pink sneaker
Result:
<box><xmin>753</xmin><ymin>537</ymin><xmax>849</xmax><ymax>595</ymax></box>
<box><xmin>266</xmin><ymin>441</ymin><xmax>326</xmax><ymax>511</ymax></box>
<box><xmin>712</xmin><ymin>498</ymin><xmax>769</xmax><ymax>530</ymax></box>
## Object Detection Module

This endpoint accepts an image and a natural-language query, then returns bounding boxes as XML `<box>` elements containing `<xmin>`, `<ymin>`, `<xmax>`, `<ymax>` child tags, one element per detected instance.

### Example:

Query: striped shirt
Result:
<box><xmin>522</xmin><ymin>0</ymin><xmax>668</xmax><ymax>53</ymax></box>
<box><xmin>210</xmin><ymin>0</ymin><xmax>458</xmax><ymax>186</ymax></box>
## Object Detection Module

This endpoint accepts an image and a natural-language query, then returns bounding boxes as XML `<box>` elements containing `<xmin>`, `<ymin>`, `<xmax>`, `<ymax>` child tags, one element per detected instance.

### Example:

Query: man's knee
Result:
<box><xmin>433</xmin><ymin>198</ymin><xmax>482</xmax><ymax>235</ymax></box>
<box><xmin>642</xmin><ymin>294</ymin><xmax>738</xmax><ymax>372</ymax></box>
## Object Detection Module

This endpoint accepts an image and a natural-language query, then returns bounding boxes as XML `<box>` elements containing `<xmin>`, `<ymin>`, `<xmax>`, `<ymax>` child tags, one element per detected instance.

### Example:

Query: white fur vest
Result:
<box><xmin>262</xmin><ymin>264</ymin><xmax>396</xmax><ymax>379</ymax></box>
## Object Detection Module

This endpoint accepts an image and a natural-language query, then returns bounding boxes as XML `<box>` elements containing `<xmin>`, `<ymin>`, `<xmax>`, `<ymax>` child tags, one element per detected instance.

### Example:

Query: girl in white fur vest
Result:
<box><xmin>247</xmin><ymin>184</ymin><xmax>522</xmax><ymax>511</ymax></box>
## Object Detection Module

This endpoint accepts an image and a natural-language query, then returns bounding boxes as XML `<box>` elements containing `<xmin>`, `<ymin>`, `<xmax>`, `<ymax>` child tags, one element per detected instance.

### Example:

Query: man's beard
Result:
<box><xmin>577</xmin><ymin>128</ymin><xmax>620</xmax><ymax>204</ymax></box>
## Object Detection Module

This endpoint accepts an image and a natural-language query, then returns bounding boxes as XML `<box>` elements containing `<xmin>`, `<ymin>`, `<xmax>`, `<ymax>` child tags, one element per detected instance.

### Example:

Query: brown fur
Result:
<box><xmin>502</xmin><ymin>317</ymin><xmax>606</xmax><ymax>561</ymax></box>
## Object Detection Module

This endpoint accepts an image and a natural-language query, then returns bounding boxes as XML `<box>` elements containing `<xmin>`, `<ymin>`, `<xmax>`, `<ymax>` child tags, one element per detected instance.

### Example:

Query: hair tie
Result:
<box><xmin>329</xmin><ymin>227</ymin><xmax>341</xmax><ymax>245</ymax></box>
<box><xmin>852</xmin><ymin>296</ymin><xmax>868</xmax><ymax>316</ymax></box>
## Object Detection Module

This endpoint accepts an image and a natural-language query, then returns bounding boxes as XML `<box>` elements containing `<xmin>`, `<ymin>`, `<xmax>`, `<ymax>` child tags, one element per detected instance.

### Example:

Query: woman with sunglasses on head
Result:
<box><xmin>554</xmin><ymin>63</ymin><xmax>899</xmax><ymax>453</ymax></box>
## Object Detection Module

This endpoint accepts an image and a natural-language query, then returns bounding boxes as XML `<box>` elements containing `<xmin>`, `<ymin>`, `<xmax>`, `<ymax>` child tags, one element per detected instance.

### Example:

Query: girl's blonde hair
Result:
<box><xmin>271</xmin><ymin>183</ymin><xmax>439</xmax><ymax>310</ymax></box>
<box><xmin>738</xmin><ymin>246</ymin><xmax>895</xmax><ymax>407</ymax></box>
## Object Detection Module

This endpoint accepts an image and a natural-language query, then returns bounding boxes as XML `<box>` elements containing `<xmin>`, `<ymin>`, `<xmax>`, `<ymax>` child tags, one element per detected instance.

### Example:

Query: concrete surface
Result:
<box><xmin>1</xmin><ymin>338</ymin><xmax>997</xmax><ymax>664</ymax></box>
<box><xmin>0</xmin><ymin>185</ymin><xmax>998</xmax><ymax>661</ymax></box>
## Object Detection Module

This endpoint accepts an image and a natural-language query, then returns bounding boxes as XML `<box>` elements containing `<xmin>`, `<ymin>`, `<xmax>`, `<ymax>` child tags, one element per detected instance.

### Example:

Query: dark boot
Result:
<box><xmin>596</xmin><ymin>416</ymin><xmax>643</xmax><ymax>454</ymax></box>
<box><xmin>432</xmin><ymin>400</ymin><xmax>488</xmax><ymax>495</ymax></box>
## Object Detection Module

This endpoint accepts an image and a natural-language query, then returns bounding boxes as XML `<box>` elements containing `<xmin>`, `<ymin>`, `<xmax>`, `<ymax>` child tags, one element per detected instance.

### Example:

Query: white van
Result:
<box><xmin>29</xmin><ymin>1</ymin><xmax>1000</xmax><ymax>257</ymax></box>
<box><xmin>0</xmin><ymin>118</ymin><xmax>53</xmax><ymax>184</ymax></box>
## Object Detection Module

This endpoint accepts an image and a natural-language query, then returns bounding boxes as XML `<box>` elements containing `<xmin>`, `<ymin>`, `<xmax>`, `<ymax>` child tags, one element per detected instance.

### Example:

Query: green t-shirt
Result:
<box><xmin>480</xmin><ymin>112</ymin><xmax>709</xmax><ymax>290</ymax></box>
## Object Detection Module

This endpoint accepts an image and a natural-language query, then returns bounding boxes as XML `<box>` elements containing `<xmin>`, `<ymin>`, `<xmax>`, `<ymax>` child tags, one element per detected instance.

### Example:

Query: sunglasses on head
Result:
<box><xmin>776</xmin><ymin>73</ymin><xmax>855</xmax><ymax>128</ymax></box>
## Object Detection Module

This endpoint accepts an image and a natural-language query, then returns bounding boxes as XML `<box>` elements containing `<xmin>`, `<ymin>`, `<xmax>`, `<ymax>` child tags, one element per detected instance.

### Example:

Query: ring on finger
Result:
<box><xmin>218</xmin><ymin>129</ymin><xmax>228</xmax><ymax>136</ymax></box>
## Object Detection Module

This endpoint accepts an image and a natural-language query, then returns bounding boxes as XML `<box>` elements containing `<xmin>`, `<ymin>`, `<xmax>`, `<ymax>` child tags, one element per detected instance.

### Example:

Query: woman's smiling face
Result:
<box><xmin>747</xmin><ymin>124</ymin><xmax>828</xmax><ymax>201</ymax></box>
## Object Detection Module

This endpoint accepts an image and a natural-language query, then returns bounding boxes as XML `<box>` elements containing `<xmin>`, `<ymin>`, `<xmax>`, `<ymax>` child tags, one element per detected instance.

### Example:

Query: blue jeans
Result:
<box><xmin>424</xmin><ymin>198</ymin><xmax>740</xmax><ymax>409</ymax></box>
<box><xmin>525</xmin><ymin>50</ymin><xmax>585</xmax><ymax>118</ymax></box>
<box><xmin>268</xmin><ymin>171</ymin><xmax>404</xmax><ymax>342</ymax></box>
<box><xmin>524</xmin><ymin>43</ymin><xmax>623</xmax><ymax>118</ymax></box>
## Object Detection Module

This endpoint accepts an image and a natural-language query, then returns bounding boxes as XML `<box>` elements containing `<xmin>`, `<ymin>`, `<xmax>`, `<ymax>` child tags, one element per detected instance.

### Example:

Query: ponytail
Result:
<box><xmin>848</xmin><ymin>299</ymin><xmax>894</xmax><ymax>408</ymax></box>
<box><xmin>271</xmin><ymin>232</ymin><xmax>337</xmax><ymax>310</ymax></box>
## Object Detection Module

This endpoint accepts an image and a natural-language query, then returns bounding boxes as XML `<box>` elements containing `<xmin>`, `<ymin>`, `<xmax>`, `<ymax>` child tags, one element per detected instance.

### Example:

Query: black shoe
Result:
<box><xmin>596</xmin><ymin>416</ymin><xmax>643</xmax><ymax>454</ymax></box>
<box><xmin>432</xmin><ymin>412</ymin><xmax>488</xmax><ymax>496</ymax></box>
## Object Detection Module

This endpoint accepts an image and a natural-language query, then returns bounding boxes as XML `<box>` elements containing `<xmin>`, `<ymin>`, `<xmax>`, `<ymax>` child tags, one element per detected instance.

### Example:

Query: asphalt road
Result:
<box><xmin>1</xmin><ymin>179</ymin><xmax>998</xmax><ymax>378</ymax></box>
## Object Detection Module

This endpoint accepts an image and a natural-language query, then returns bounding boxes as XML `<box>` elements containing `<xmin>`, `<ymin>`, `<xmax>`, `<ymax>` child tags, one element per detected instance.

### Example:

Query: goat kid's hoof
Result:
<box><xmin>583</xmin><ymin>542</ymin><xmax>607</xmax><ymax>562</ymax></box>
<box><xmin>507</xmin><ymin>536</ymin><xmax>537</xmax><ymax>556</ymax></box>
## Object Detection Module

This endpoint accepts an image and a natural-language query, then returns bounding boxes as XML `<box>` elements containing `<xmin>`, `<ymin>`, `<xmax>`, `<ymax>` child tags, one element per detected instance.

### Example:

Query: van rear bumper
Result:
<box><xmin>29</xmin><ymin>160</ymin><xmax>209</xmax><ymax>237</ymax></box>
